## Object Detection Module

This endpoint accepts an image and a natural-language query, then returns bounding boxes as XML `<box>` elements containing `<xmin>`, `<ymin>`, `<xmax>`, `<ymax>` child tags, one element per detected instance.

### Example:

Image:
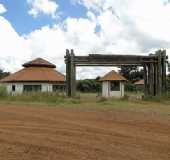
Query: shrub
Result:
<box><xmin>77</xmin><ymin>79</ymin><xmax>101</xmax><ymax>93</ymax></box>
<box><xmin>0</xmin><ymin>85</ymin><xmax>7</xmax><ymax>97</ymax></box>
<box><xmin>125</xmin><ymin>82</ymin><xmax>136</xmax><ymax>92</ymax></box>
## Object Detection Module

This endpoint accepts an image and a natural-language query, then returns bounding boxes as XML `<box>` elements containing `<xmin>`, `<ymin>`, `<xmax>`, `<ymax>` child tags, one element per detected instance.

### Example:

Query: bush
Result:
<box><xmin>124</xmin><ymin>82</ymin><xmax>136</xmax><ymax>92</ymax></box>
<box><xmin>0</xmin><ymin>85</ymin><xmax>7</xmax><ymax>97</ymax></box>
<box><xmin>77</xmin><ymin>79</ymin><xmax>101</xmax><ymax>93</ymax></box>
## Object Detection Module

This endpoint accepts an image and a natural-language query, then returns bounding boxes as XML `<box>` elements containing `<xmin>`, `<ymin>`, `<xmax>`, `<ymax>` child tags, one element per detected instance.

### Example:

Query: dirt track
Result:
<box><xmin>0</xmin><ymin>104</ymin><xmax>170</xmax><ymax>160</ymax></box>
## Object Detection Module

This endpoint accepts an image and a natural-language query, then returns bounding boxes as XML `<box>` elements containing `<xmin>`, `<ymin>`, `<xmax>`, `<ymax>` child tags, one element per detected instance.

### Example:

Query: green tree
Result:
<box><xmin>0</xmin><ymin>69</ymin><xmax>10</xmax><ymax>80</ymax></box>
<box><xmin>119</xmin><ymin>65</ymin><xmax>143</xmax><ymax>82</ymax></box>
<box><xmin>77</xmin><ymin>79</ymin><xmax>101</xmax><ymax>93</ymax></box>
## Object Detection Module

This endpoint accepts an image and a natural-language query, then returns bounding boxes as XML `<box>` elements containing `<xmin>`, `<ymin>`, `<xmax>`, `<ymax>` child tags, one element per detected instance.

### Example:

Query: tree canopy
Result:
<box><xmin>0</xmin><ymin>69</ymin><xmax>10</xmax><ymax>80</ymax></box>
<box><xmin>119</xmin><ymin>66</ymin><xmax>143</xmax><ymax>83</ymax></box>
<box><xmin>77</xmin><ymin>78</ymin><xmax>101</xmax><ymax>93</ymax></box>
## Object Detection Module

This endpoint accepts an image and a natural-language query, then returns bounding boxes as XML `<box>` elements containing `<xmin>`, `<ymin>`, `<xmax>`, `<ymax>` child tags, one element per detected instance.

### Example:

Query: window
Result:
<box><xmin>110</xmin><ymin>81</ymin><xmax>120</xmax><ymax>91</ymax></box>
<box><xmin>12</xmin><ymin>85</ymin><xmax>15</xmax><ymax>92</ymax></box>
<box><xmin>23</xmin><ymin>85</ymin><xmax>41</xmax><ymax>92</ymax></box>
<box><xmin>53</xmin><ymin>85</ymin><xmax>65</xmax><ymax>92</ymax></box>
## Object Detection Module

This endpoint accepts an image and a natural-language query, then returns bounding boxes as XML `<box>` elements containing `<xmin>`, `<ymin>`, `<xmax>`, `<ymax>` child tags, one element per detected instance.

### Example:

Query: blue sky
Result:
<box><xmin>0</xmin><ymin>0</ymin><xmax>87</xmax><ymax>34</ymax></box>
<box><xmin>0</xmin><ymin>0</ymin><xmax>169</xmax><ymax>78</ymax></box>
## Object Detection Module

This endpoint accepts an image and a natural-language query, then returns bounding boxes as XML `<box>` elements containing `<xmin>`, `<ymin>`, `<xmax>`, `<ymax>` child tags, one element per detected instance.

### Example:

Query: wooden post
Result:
<box><xmin>70</xmin><ymin>49</ymin><xmax>76</xmax><ymax>97</ymax></box>
<box><xmin>65</xmin><ymin>49</ymin><xmax>71</xmax><ymax>96</ymax></box>
<box><xmin>162</xmin><ymin>50</ymin><xmax>167</xmax><ymax>94</ymax></box>
<box><xmin>149</xmin><ymin>63</ymin><xmax>154</xmax><ymax>96</ymax></box>
<box><xmin>157</xmin><ymin>50</ymin><xmax>162</xmax><ymax>96</ymax></box>
<box><xmin>144</xmin><ymin>64</ymin><xmax>148</xmax><ymax>96</ymax></box>
<box><xmin>154</xmin><ymin>63</ymin><xmax>158</xmax><ymax>96</ymax></box>
<box><xmin>147</xmin><ymin>64</ymin><xmax>150</xmax><ymax>95</ymax></box>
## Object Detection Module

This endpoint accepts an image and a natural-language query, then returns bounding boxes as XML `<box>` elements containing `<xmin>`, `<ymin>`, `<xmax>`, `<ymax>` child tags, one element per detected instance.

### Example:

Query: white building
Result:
<box><xmin>0</xmin><ymin>58</ymin><xmax>65</xmax><ymax>95</ymax></box>
<box><xmin>100</xmin><ymin>70</ymin><xmax>126</xmax><ymax>98</ymax></box>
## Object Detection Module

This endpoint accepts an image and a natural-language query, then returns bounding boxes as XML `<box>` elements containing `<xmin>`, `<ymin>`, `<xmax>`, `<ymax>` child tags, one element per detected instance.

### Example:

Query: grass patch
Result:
<box><xmin>0</xmin><ymin>92</ymin><xmax>81</xmax><ymax>105</ymax></box>
<box><xmin>143</xmin><ymin>92</ymin><xmax>170</xmax><ymax>103</ymax></box>
<box><xmin>0</xmin><ymin>91</ymin><xmax>170</xmax><ymax>115</ymax></box>
<box><xmin>0</xmin><ymin>85</ymin><xmax>7</xmax><ymax>97</ymax></box>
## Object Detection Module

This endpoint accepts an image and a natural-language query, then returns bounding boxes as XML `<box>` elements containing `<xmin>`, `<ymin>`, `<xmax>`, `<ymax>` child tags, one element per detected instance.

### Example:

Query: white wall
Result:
<box><xmin>4</xmin><ymin>82</ymin><xmax>54</xmax><ymax>95</ymax></box>
<box><xmin>41</xmin><ymin>83</ymin><xmax>53</xmax><ymax>92</ymax></box>
<box><xmin>102</xmin><ymin>81</ymin><xmax>125</xmax><ymax>98</ymax></box>
<box><xmin>5</xmin><ymin>83</ymin><xmax>23</xmax><ymax>95</ymax></box>
<box><xmin>102</xmin><ymin>81</ymin><xmax>109</xmax><ymax>97</ymax></box>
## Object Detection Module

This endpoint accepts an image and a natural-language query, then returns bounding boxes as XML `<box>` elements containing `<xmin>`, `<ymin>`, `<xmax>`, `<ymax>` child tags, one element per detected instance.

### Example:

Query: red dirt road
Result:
<box><xmin>0</xmin><ymin>104</ymin><xmax>170</xmax><ymax>160</ymax></box>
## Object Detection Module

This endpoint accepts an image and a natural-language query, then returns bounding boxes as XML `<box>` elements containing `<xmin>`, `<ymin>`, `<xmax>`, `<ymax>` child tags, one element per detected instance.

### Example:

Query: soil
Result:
<box><xmin>0</xmin><ymin>104</ymin><xmax>170</xmax><ymax>160</ymax></box>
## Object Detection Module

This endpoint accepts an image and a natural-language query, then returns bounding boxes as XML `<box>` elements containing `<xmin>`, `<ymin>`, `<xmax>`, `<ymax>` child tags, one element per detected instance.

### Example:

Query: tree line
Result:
<box><xmin>77</xmin><ymin>66</ymin><xmax>144</xmax><ymax>92</ymax></box>
<box><xmin>0</xmin><ymin>69</ymin><xmax>10</xmax><ymax>80</ymax></box>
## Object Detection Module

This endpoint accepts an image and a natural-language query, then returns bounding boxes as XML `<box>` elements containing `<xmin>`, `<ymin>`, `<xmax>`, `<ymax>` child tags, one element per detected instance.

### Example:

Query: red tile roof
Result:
<box><xmin>100</xmin><ymin>70</ymin><xmax>126</xmax><ymax>81</ymax></box>
<box><xmin>134</xmin><ymin>79</ymin><xmax>144</xmax><ymax>85</ymax></box>
<box><xmin>23</xmin><ymin>58</ymin><xmax>56</xmax><ymax>68</ymax></box>
<box><xmin>1</xmin><ymin>58</ymin><xmax>65</xmax><ymax>83</ymax></box>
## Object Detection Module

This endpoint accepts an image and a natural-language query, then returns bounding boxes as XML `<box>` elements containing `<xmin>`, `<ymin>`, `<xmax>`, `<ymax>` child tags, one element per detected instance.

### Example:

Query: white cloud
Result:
<box><xmin>27</xmin><ymin>0</ymin><xmax>58</xmax><ymax>18</ymax></box>
<box><xmin>0</xmin><ymin>0</ymin><xmax>170</xmax><ymax>78</ymax></box>
<box><xmin>0</xmin><ymin>17</ymin><xmax>31</xmax><ymax>72</ymax></box>
<box><xmin>0</xmin><ymin>3</ymin><xmax>7</xmax><ymax>14</ymax></box>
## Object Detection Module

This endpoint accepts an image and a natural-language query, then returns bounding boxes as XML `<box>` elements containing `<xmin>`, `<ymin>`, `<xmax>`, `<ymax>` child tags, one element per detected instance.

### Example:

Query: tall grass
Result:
<box><xmin>0</xmin><ymin>90</ymin><xmax>169</xmax><ymax>106</ymax></box>
<box><xmin>0</xmin><ymin>85</ymin><xmax>7</xmax><ymax>97</ymax></box>
<box><xmin>0</xmin><ymin>91</ymin><xmax>81</xmax><ymax>105</ymax></box>
<box><xmin>143</xmin><ymin>92</ymin><xmax>170</xmax><ymax>102</ymax></box>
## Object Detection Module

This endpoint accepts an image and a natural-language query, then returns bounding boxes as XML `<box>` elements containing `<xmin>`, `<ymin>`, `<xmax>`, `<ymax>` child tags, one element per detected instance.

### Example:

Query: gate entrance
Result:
<box><xmin>65</xmin><ymin>49</ymin><xmax>168</xmax><ymax>97</ymax></box>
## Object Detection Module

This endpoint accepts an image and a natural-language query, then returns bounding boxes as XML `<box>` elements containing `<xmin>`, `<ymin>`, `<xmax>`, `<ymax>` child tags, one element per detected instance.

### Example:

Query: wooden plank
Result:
<box><xmin>74</xmin><ymin>55</ymin><xmax>157</xmax><ymax>65</ymax></box>
<box><xmin>76</xmin><ymin>63</ymin><xmax>144</xmax><ymax>67</ymax></box>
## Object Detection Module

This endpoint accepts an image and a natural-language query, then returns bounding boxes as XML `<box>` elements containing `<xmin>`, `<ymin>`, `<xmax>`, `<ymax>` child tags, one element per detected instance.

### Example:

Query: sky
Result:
<box><xmin>0</xmin><ymin>0</ymin><xmax>170</xmax><ymax>79</ymax></box>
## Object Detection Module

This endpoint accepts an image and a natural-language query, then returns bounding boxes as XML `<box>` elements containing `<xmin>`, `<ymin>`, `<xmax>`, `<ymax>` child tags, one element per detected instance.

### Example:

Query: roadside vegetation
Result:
<box><xmin>0</xmin><ymin>64</ymin><xmax>169</xmax><ymax>107</ymax></box>
<box><xmin>0</xmin><ymin>86</ymin><xmax>80</xmax><ymax>105</ymax></box>
<box><xmin>0</xmin><ymin>85</ymin><xmax>170</xmax><ymax>112</ymax></box>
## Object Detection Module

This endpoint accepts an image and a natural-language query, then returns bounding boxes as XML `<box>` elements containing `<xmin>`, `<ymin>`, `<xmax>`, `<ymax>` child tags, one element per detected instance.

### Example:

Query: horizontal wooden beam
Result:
<box><xmin>76</xmin><ymin>63</ymin><xmax>145</xmax><ymax>66</ymax></box>
<box><xmin>73</xmin><ymin>54</ymin><xmax>158</xmax><ymax>65</ymax></box>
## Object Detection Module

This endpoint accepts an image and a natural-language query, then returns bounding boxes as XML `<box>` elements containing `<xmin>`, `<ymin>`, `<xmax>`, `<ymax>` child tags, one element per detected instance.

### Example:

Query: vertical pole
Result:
<box><xmin>148</xmin><ymin>64</ymin><xmax>151</xmax><ymax>95</ymax></box>
<box><xmin>154</xmin><ymin>63</ymin><xmax>158</xmax><ymax>96</ymax></box>
<box><xmin>162</xmin><ymin>50</ymin><xmax>167</xmax><ymax>94</ymax></box>
<box><xmin>70</xmin><ymin>49</ymin><xmax>76</xmax><ymax>97</ymax></box>
<box><xmin>157</xmin><ymin>50</ymin><xmax>162</xmax><ymax>96</ymax></box>
<box><xmin>65</xmin><ymin>49</ymin><xmax>71</xmax><ymax>96</ymax></box>
<box><xmin>149</xmin><ymin>63</ymin><xmax>154</xmax><ymax>96</ymax></box>
<box><xmin>144</xmin><ymin>64</ymin><xmax>148</xmax><ymax>96</ymax></box>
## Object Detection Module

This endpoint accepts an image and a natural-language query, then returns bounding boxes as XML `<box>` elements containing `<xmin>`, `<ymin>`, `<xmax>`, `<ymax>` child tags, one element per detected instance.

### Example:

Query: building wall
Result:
<box><xmin>3</xmin><ymin>82</ymin><xmax>64</xmax><ymax>95</ymax></box>
<box><xmin>6</xmin><ymin>83</ymin><xmax>23</xmax><ymax>95</ymax></box>
<box><xmin>102</xmin><ymin>81</ymin><xmax>125</xmax><ymax>98</ymax></box>
<box><xmin>102</xmin><ymin>81</ymin><xmax>109</xmax><ymax>97</ymax></box>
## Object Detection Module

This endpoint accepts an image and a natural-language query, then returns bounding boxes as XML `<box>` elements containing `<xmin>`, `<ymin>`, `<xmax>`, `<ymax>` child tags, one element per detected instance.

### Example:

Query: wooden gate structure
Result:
<box><xmin>65</xmin><ymin>49</ymin><xmax>168</xmax><ymax>97</ymax></box>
